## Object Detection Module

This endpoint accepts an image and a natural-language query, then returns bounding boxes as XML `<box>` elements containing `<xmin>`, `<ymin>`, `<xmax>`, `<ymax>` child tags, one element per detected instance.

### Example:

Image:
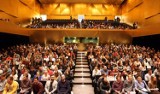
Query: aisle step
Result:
<box><xmin>73</xmin><ymin>51</ymin><xmax>93</xmax><ymax>94</ymax></box>
<box><xmin>77</xmin><ymin>51</ymin><xmax>87</xmax><ymax>54</ymax></box>
<box><xmin>76</xmin><ymin>65</ymin><xmax>89</xmax><ymax>68</ymax></box>
<box><xmin>77</xmin><ymin>57</ymin><xmax>86</xmax><ymax>59</ymax></box>
<box><xmin>74</xmin><ymin>73</ymin><xmax>90</xmax><ymax>78</ymax></box>
<box><xmin>76</xmin><ymin>62</ymin><xmax>88</xmax><ymax>65</ymax></box>
<box><xmin>73</xmin><ymin>85</ymin><xmax>94</xmax><ymax>94</ymax></box>
<box><xmin>73</xmin><ymin>78</ymin><xmax>92</xmax><ymax>84</ymax></box>
<box><xmin>76</xmin><ymin>59</ymin><xmax>87</xmax><ymax>62</ymax></box>
<box><xmin>77</xmin><ymin>54</ymin><xmax>86</xmax><ymax>56</ymax></box>
<box><xmin>75</xmin><ymin>68</ymin><xmax>90</xmax><ymax>72</ymax></box>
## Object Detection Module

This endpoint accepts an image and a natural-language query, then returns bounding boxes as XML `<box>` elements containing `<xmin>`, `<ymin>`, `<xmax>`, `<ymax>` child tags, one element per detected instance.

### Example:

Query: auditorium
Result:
<box><xmin>0</xmin><ymin>0</ymin><xmax>160</xmax><ymax>94</ymax></box>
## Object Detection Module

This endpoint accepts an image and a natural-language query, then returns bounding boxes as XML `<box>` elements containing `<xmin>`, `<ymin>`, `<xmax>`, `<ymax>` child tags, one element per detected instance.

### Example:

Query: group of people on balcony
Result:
<box><xmin>26</xmin><ymin>17</ymin><xmax>134</xmax><ymax>30</ymax></box>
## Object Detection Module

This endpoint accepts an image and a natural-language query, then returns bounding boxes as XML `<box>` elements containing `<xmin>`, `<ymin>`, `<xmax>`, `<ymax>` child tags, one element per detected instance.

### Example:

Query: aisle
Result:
<box><xmin>72</xmin><ymin>51</ymin><xmax>94</xmax><ymax>94</ymax></box>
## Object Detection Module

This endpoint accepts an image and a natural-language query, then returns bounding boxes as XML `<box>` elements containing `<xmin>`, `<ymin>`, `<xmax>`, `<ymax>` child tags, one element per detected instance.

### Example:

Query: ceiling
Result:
<box><xmin>39</xmin><ymin>0</ymin><xmax>125</xmax><ymax>5</ymax></box>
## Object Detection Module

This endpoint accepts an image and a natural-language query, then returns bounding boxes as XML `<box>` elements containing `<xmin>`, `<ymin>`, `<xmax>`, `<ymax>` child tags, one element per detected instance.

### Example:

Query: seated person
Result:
<box><xmin>123</xmin><ymin>75</ymin><xmax>135</xmax><ymax>93</ymax></box>
<box><xmin>64</xmin><ymin>67</ymin><xmax>73</xmax><ymax>81</ymax></box>
<box><xmin>100</xmin><ymin>77</ymin><xmax>111</xmax><ymax>94</ymax></box>
<box><xmin>112</xmin><ymin>75</ymin><xmax>123</xmax><ymax>94</ymax></box>
<box><xmin>41</xmin><ymin>71</ymin><xmax>50</xmax><ymax>81</ymax></box>
<box><xmin>148</xmin><ymin>76</ymin><xmax>159</xmax><ymax>94</ymax></box>
<box><xmin>3</xmin><ymin>76</ymin><xmax>19</xmax><ymax>94</ymax></box>
<box><xmin>158</xmin><ymin>76</ymin><xmax>160</xmax><ymax>92</ymax></box>
<box><xmin>57</xmin><ymin>75</ymin><xmax>70</xmax><ymax>94</ymax></box>
<box><xmin>92</xmin><ymin>66</ymin><xmax>101</xmax><ymax>77</ymax></box>
<box><xmin>45</xmin><ymin>76</ymin><xmax>58</xmax><ymax>94</ymax></box>
<box><xmin>20</xmin><ymin>75</ymin><xmax>32</xmax><ymax>94</ymax></box>
<box><xmin>100</xmin><ymin>66</ymin><xmax>108</xmax><ymax>75</ymax></box>
<box><xmin>144</xmin><ymin>69</ymin><xmax>153</xmax><ymax>83</ymax></box>
<box><xmin>32</xmin><ymin>77</ymin><xmax>44</xmax><ymax>94</ymax></box>
<box><xmin>33</xmin><ymin>71</ymin><xmax>42</xmax><ymax>81</ymax></box>
<box><xmin>0</xmin><ymin>75</ymin><xmax>6</xmax><ymax>94</ymax></box>
<box><xmin>135</xmin><ymin>76</ymin><xmax>150</xmax><ymax>94</ymax></box>
<box><xmin>108</xmin><ymin>67</ymin><xmax>119</xmax><ymax>76</ymax></box>
<box><xmin>19</xmin><ymin>70</ymin><xmax>31</xmax><ymax>81</ymax></box>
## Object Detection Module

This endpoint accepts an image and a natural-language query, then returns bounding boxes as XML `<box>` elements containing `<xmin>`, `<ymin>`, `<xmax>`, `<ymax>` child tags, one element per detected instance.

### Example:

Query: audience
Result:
<box><xmin>87</xmin><ymin>43</ymin><xmax>160</xmax><ymax>94</ymax></box>
<box><xmin>26</xmin><ymin>19</ymin><xmax>134</xmax><ymax>29</ymax></box>
<box><xmin>0</xmin><ymin>43</ymin><xmax>160</xmax><ymax>94</ymax></box>
<box><xmin>0</xmin><ymin>43</ymin><xmax>76</xmax><ymax>94</ymax></box>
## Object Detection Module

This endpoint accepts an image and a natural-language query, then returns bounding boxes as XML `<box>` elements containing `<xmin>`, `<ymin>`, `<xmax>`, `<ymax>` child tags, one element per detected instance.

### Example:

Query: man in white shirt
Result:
<box><xmin>92</xmin><ymin>66</ymin><xmax>101</xmax><ymax>77</ymax></box>
<box><xmin>144</xmin><ymin>69</ymin><xmax>153</xmax><ymax>82</ymax></box>
<box><xmin>45</xmin><ymin>76</ymin><xmax>58</xmax><ymax>94</ymax></box>
<box><xmin>19</xmin><ymin>71</ymin><xmax>31</xmax><ymax>81</ymax></box>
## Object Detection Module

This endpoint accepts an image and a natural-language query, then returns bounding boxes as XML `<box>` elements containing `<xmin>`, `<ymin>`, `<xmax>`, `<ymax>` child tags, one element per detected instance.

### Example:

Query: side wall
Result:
<box><xmin>122</xmin><ymin>0</ymin><xmax>160</xmax><ymax>27</ymax></box>
<box><xmin>121</xmin><ymin>0</ymin><xmax>160</xmax><ymax>37</ymax></box>
<box><xmin>0</xmin><ymin>0</ymin><xmax>40</xmax><ymax>24</ymax></box>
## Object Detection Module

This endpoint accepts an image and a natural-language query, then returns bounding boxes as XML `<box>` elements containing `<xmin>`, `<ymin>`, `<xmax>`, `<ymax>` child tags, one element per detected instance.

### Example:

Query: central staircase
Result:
<box><xmin>72</xmin><ymin>51</ymin><xmax>94</xmax><ymax>94</ymax></box>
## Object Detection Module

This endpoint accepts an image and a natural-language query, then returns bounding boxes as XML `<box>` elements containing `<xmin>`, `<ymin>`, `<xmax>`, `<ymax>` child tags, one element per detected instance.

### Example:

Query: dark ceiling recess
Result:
<box><xmin>36</xmin><ymin>0</ymin><xmax>43</xmax><ymax>7</ymax></box>
<box><xmin>120</xmin><ymin>0</ymin><xmax>128</xmax><ymax>6</ymax></box>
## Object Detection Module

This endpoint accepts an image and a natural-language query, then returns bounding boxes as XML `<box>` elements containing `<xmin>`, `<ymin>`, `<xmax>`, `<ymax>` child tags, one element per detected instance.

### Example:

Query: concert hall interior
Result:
<box><xmin>0</xmin><ymin>0</ymin><xmax>160</xmax><ymax>94</ymax></box>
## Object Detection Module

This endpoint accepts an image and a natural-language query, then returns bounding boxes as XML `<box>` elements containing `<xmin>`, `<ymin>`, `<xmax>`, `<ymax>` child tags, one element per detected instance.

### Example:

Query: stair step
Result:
<box><xmin>77</xmin><ymin>56</ymin><xmax>86</xmax><ymax>59</ymax></box>
<box><xmin>75</xmin><ymin>68</ymin><xmax>90</xmax><ymax>72</ymax></box>
<box><xmin>76</xmin><ymin>59</ymin><xmax>87</xmax><ymax>62</ymax></box>
<box><xmin>72</xmin><ymin>85</ymin><xmax>94</xmax><ymax>94</ymax></box>
<box><xmin>74</xmin><ymin>71</ymin><xmax>90</xmax><ymax>73</ymax></box>
<box><xmin>77</xmin><ymin>51</ymin><xmax>87</xmax><ymax>53</ymax></box>
<box><xmin>76</xmin><ymin>65</ymin><xmax>89</xmax><ymax>68</ymax></box>
<box><xmin>76</xmin><ymin>62</ymin><xmax>88</xmax><ymax>65</ymax></box>
<box><xmin>77</xmin><ymin>54</ymin><xmax>86</xmax><ymax>56</ymax></box>
<box><xmin>74</xmin><ymin>73</ymin><xmax>90</xmax><ymax>78</ymax></box>
<box><xmin>73</xmin><ymin>78</ymin><xmax>92</xmax><ymax>84</ymax></box>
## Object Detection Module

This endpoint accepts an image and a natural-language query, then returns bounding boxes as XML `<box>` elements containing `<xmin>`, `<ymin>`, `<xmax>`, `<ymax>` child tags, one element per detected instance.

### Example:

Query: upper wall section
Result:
<box><xmin>0</xmin><ymin>0</ymin><xmax>40</xmax><ymax>23</ymax></box>
<box><xmin>0</xmin><ymin>21</ymin><xmax>29</xmax><ymax>36</ymax></box>
<box><xmin>121</xmin><ymin>0</ymin><xmax>160</xmax><ymax>27</ymax></box>
<box><xmin>40</xmin><ymin>4</ymin><xmax>120</xmax><ymax>20</ymax></box>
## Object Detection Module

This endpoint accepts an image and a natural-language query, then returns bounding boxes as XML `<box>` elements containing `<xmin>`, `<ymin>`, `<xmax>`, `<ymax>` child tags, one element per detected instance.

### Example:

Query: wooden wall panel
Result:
<box><xmin>0</xmin><ymin>0</ymin><xmax>40</xmax><ymax>23</ymax></box>
<box><xmin>40</xmin><ymin>3</ymin><xmax>118</xmax><ymax>20</ymax></box>
<box><xmin>29</xmin><ymin>29</ymin><xmax>132</xmax><ymax>44</ymax></box>
<box><xmin>121</xmin><ymin>0</ymin><xmax>160</xmax><ymax>36</ymax></box>
<box><xmin>144</xmin><ymin>0</ymin><xmax>160</xmax><ymax>18</ymax></box>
